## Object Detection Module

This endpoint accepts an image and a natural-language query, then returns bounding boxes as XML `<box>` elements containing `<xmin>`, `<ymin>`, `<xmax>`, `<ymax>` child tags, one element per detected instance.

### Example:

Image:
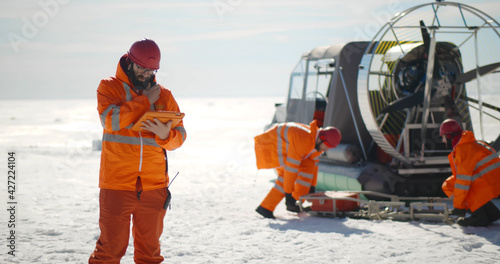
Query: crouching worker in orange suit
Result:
<box><xmin>440</xmin><ymin>119</ymin><xmax>500</xmax><ymax>227</ymax></box>
<box><xmin>254</xmin><ymin>120</ymin><xmax>341</xmax><ymax>219</ymax></box>
<box><xmin>89</xmin><ymin>39</ymin><xmax>186</xmax><ymax>263</ymax></box>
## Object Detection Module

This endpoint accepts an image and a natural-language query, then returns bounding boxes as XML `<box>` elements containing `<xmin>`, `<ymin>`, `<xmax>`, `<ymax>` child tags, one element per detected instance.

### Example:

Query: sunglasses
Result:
<box><xmin>135</xmin><ymin>63</ymin><xmax>157</xmax><ymax>75</ymax></box>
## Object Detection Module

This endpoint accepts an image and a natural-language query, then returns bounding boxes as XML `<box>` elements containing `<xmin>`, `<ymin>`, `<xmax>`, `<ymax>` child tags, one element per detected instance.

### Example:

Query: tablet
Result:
<box><xmin>131</xmin><ymin>111</ymin><xmax>185</xmax><ymax>132</ymax></box>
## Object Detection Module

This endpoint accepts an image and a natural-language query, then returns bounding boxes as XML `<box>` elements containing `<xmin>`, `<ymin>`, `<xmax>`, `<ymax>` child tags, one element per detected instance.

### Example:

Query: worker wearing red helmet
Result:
<box><xmin>440</xmin><ymin>119</ymin><xmax>500</xmax><ymax>227</ymax></box>
<box><xmin>254</xmin><ymin>120</ymin><xmax>341</xmax><ymax>218</ymax></box>
<box><xmin>89</xmin><ymin>39</ymin><xmax>186</xmax><ymax>263</ymax></box>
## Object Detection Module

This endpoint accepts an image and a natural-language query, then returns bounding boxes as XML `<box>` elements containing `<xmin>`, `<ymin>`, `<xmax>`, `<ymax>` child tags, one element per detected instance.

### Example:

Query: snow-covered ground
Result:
<box><xmin>1</xmin><ymin>97</ymin><xmax>499</xmax><ymax>264</ymax></box>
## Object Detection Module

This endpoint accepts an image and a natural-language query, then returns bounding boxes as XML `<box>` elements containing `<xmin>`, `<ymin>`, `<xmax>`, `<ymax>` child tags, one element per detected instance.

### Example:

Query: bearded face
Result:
<box><xmin>442</xmin><ymin>133</ymin><xmax>460</xmax><ymax>149</ymax></box>
<box><xmin>315</xmin><ymin>138</ymin><xmax>330</xmax><ymax>152</ymax></box>
<box><xmin>315</xmin><ymin>141</ymin><xmax>322</xmax><ymax>152</ymax></box>
<box><xmin>127</xmin><ymin>63</ymin><xmax>155</xmax><ymax>90</ymax></box>
<box><xmin>442</xmin><ymin>135</ymin><xmax>453</xmax><ymax>150</ymax></box>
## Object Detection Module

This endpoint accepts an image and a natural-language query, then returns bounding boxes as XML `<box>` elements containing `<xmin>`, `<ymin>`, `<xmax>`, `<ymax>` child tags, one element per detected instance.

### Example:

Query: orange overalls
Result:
<box><xmin>89</xmin><ymin>55</ymin><xmax>186</xmax><ymax>264</ymax></box>
<box><xmin>255</xmin><ymin>121</ymin><xmax>321</xmax><ymax>212</ymax></box>
<box><xmin>442</xmin><ymin>131</ymin><xmax>500</xmax><ymax>212</ymax></box>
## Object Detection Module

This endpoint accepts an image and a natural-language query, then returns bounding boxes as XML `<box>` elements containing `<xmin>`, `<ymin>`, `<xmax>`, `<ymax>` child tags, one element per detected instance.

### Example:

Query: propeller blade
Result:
<box><xmin>381</xmin><ymin>90</ymin><xmax>424</xmax><ymax>113</ymax></box>
<box><xmin>455</xmin><ymin>62</ymin><xmax>500</xmax><ymax>84</ymax></box>
<box><xmin>420</xmin><ymin>20</ymin><xmax>441</xmax><ymax>80</ymax></box>
<box><xmin>465</xmin><ymin>96</ymin><xmax>500</xmax><ymax>113</ymax></box>
<box><xmin>420</xmin><ymin>20</ymin><xmax>430</xmax><ymax>53</ymax></box>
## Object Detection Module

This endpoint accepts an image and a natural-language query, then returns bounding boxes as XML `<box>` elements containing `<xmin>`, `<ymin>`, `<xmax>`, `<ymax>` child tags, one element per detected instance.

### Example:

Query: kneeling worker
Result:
<box><xmin>254</xmin><ymin>120</ymin><xmax>341</xmax><ymax>219</ymax></box>
<box><xmin>440</xmin><ymin>119</ymin><xmax>500</xmax><ymax>227</ymax></box>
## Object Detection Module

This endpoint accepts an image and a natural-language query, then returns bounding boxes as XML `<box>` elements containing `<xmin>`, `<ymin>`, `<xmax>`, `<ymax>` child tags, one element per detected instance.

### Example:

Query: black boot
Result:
<box><xmin>285</xmin><ymin>193</ymin><xmax>300</xmax><ymax>213</ymax></box>
<box><xmin>483</xmin><ymin>201</ymin><xmax>500</xmax><ymax>223</ymax></box>
<box><xmin>457</xmin><ymin>206</ymin><xmax>489</xmax><ymax>227</ymax></box>
<box><xmin>256</xmin><ymin>206</ymin><xmax>275</xmax><ymax>219</ymax></box>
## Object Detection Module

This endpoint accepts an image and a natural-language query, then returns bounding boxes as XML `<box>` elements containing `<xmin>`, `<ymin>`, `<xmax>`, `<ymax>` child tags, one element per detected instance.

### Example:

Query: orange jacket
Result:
<box><xmin>97</xmin><ymin>55</ymin><xmax>186</xmax><ymax>191</ymax></box>
<box><xmin>254</xmin><ymin>121</ymin><xmax>322</xmax><ymax>197</ymax></box>
<box><xmin>442</xmin><ymin>131</ymin><xmax>500</xmax><ymax>212</ymax></box>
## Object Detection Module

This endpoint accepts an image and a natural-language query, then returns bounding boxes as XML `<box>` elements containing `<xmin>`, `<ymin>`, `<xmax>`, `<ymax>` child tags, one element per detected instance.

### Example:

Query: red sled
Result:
<box><xmin>303</xmin><ymin>191</ymin><xmax>360</xmax><ymax>213</ymax></box>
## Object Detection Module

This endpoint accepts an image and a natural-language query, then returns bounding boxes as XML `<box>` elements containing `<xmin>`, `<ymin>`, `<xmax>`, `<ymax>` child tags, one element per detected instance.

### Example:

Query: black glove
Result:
<box><xmin>451</xmin><ymin>208</ymin><xmax>466</xmax><ymax>217</ymax></box>
<box><xmin>163</xmin><ymin>188</ymin><xmax>171</xmax><ymax>210</ymax></box>
<box><xmin>308</xmin><ymin>186</ymin><xmax>316</xmax><ymax>194</ymax></box>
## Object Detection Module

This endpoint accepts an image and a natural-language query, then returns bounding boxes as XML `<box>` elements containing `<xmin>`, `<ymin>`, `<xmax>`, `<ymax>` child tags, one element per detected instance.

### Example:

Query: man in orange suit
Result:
<box><xmin>254</xmin><ymin>120</ymin><xmax>341</xmax><ymax>219</ymax></box>
<box><xmin>89</xmin><ymin>38</ymin><xmax>186</xmax><ymax>263</ymax></box>
<box><xmin>440</xmin><ymin>119</ymin><xmax>500</xmax><ymax>227</ymax></box>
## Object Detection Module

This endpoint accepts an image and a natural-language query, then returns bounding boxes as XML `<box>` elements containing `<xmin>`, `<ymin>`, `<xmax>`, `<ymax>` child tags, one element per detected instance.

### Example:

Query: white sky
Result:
<box><xmin>0</xmin><ymin>0</ymin><xmax>499</xmax><ymax>99</ymax></box>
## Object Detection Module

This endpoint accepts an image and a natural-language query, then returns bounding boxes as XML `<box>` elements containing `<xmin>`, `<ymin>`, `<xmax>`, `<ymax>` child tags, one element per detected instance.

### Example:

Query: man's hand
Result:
<box><xmin>141</xmin><ymin>119</ymin><xmax>172</xmax><ymax>140</ymax></box>
<box><xmin>143</xmin><ymin>85</ymin><xmax>161</xmax><ymax>105</ymax></box>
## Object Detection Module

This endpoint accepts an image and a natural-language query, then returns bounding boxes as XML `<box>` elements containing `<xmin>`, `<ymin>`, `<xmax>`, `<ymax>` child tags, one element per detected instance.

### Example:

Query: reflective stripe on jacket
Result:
<box><xmin>254</xmin><ymin>120</ymin><xmax>321</xmax><ymax>198</ymax></box>
<box><xmin>443</xmin><ymin>131</ymin><xmax>500</xmax><ymax>212</ymax></box>
<box><xmin>97</xmin><ymin>55</ymin><xmax>186</xmax><ymax>191</ymax></box>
